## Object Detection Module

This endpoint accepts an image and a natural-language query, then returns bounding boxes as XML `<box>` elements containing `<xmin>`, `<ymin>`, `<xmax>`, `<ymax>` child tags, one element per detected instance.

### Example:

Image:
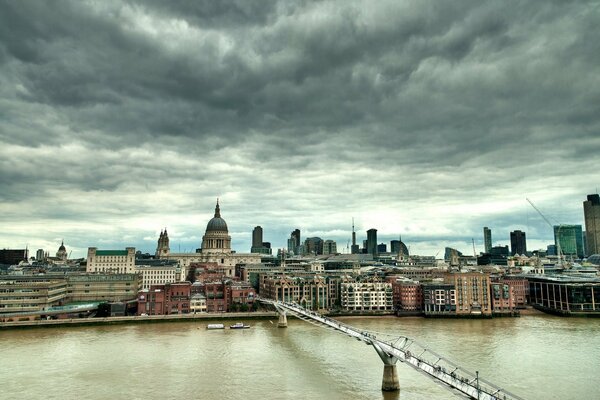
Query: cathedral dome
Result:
<box><xmin>205</xmin><ymin>201</ymin><xmax>228</xmax><ymax>232</ymax></box>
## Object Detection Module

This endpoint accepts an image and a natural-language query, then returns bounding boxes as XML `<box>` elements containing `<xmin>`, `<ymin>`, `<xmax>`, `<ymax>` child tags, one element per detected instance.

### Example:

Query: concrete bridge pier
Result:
<box><xmin>275</xmin><ymin>305</ymin><xmax>288</xmax><ymax>328</ymax></box>
<box><xmin>372</xmin><ymin>342</ymin><xmax>400</xmax><ymax>391</ymax></box>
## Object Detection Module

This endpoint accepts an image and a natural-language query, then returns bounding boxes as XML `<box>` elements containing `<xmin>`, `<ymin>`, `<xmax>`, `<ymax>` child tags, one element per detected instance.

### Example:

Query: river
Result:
<box><xmin>1</xmin><ymin>314</ymin><xmax>598</xmax><ymax>400</ymax></box>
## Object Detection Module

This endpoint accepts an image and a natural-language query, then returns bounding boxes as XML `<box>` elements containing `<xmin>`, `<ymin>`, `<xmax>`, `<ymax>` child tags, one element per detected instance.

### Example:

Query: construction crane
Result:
<box><xmin>526</xmin><ymin>198</ymin><xmax>563</xmax><ymax>266</ymax></box>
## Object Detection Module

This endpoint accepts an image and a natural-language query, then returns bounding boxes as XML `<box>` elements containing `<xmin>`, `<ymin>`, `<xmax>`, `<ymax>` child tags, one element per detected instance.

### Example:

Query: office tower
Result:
<box><xmin>291</xmin><ymin>229</ymin><xmax>301</xmax><ymax>253</ymax></box>
<box><xmin>36</xmin><ymin>249</ymin><xmax>45</xmax><ymax>261</ymax></box>
<box><xmin>510</xmin><ymin>230</ymin><xmax>527</xmax><ymax>256</ymax></box>
<box><xmin>554</xmin><ymin>225</ymin><xmax>584</xmax><ymax>259</ymax></box>
<box><xmin>367</xmin><ymin>229</ymin><xmax>378</xmax><ymax>257</ymax></box>
<box><xmin>322</xmin><ymin>240</ymin><xmax>337</xmax><ymax>255</ymax></box>
<box><xmin>483</xmin><ymin>227</ymin><xmax>492</xmax><ymax>253</ymax></box>
<box><xmin>252</xmin><ymin>226</ymin><xmax>263</xmax><ymax>248</ymax></box>
<box><xmin>377</xmin><ymin>243</ymin><xmax>387</xmax><ymax>253</ymax></box>
<box><xmin>304</xmin><ymin>237</ymin><xmax>323</xmax><ymax>255</ymax></box>
<box><xmin>584</xmin><ymin>194</ymin><xmax>600</xmax><ymax>255</ymax></box>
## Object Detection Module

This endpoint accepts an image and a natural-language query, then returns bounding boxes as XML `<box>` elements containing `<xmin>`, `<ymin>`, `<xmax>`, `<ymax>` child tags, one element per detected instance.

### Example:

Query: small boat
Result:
<box><xmin>229</xmin><ymin>322</ymin><xmax>250</xmax><ymax>329</ymax></box>
<box><xmin>206</xmin><ymin>323</ymin><xmax>225</xmax><ymax>330</ymax></box>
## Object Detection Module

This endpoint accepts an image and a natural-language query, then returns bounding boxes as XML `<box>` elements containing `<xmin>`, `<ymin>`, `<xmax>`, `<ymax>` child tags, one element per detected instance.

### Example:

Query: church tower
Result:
<box><xmin>156</xmin><ymin>228</ymin><xmax>170</xmax><ymax>257</ymax></box>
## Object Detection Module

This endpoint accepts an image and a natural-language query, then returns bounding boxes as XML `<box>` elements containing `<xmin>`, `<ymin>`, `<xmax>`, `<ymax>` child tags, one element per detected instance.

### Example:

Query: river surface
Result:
<box><xmin>1</xmin><ymin>315</ymin><xmax>598</xmax><ymax>400</ymax></box>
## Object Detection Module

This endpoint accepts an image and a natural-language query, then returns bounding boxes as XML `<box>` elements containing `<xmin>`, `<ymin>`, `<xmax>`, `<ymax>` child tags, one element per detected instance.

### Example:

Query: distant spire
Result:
<box><xmin>214</xmin><ymin>199</ymin><xmax>221</xmax><ymax>218</ymax></box>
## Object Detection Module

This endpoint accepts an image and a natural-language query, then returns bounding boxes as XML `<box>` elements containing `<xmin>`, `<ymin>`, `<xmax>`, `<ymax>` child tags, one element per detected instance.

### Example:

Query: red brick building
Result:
<box><xmin>387</xmin><ymin>277</ymin><xmax>423</xmax><ymax>312</ymax></box>
<box><xmin>490</xmin><ymin>282</ymin><xmax>516</xmax><ymax>314</ymax></box>
<box><xmin>502</xmin><ymin>276</ymin><xmax>529</xmax><ymax>308</ymax></box>
<box><xmin>137</xmin><ymin>282</ymin><xmax>191</xmax><ymax>315</ymax></box>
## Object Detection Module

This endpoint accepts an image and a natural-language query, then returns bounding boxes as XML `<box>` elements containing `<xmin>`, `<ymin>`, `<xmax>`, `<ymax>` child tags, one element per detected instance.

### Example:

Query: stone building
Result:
<box><xmin>157</xmin><ymin>201</ymin><xmax>261</xmax><ymax>277</ymax></box>
<box><xmin>340</xmin><ymin>280</ymin><xmax>393</xmax><ymax>312</ymax></box>
<box><xmin>86</xmin><ymin>248</ymin><xmax>136</xmax><ymax>274</ymax></box>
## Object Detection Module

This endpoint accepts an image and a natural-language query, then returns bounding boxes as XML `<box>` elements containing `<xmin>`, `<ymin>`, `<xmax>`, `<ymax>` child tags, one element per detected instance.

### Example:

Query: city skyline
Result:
<box><xmin>1</xmin><ymin>1</ymin><xmax>599</xmax><ymax>258</ymax></box>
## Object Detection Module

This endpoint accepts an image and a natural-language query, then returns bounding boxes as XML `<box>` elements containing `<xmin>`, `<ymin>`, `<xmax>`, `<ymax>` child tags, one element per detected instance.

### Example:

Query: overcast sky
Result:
<box><xmin>1</xmin><ymin>0</ymin><xmax>599</xmax><ymax>259</ymax></box>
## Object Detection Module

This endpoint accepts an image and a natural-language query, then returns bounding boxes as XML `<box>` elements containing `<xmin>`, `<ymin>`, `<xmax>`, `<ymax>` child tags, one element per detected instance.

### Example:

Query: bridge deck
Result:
<box><xmin>261</xmin><ymin>299</ymin><xmax>524</xmax><ymax>400</ymax></box>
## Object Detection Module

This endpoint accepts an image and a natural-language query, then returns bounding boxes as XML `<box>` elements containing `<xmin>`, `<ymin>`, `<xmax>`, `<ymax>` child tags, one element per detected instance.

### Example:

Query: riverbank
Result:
<box><xmin>0</xmin><ymin>311</ymin><xmax>278</xmax><ymax>330</ymax></box>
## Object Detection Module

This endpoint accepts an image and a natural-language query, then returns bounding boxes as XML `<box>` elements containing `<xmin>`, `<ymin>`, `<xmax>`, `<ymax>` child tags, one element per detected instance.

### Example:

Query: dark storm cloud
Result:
<box><xmin>1</xmin><ymin>0</ymin><xmax>599</xmax><ymax>256</ymax></box>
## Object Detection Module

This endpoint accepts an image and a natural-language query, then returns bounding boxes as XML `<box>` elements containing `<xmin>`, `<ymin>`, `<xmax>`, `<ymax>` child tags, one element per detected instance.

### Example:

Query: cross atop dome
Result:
<box><xmin>215</xmin><ymin>198</ymin><xmax>221</xmax><ymax>218</ymax></box>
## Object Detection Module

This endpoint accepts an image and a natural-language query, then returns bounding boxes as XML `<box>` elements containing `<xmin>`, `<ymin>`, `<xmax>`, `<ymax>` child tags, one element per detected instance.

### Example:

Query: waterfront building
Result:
<box><xmin>225</xmin><ymin>280</ymin><xmax>256</xmax><ymax>311</ymax></box>
<box><xmin>446</xmin><ymin>273</ymin><xmax>491</xmax><ymax>315</ymax></box>
<box><xmin>422</xmin><ymin>283</ymin><xmax>456</xmax><ymax>315</ymax></box>
<box><xmin>366</xmin><ymin>229</ymin><xmax>378</xmax><ymax>257</ymax></box>
<box><xmin>584</xmin><ymin>194</ymin><xmax>600</xmax><ymax>256</ymax></box>
<box><xmin>67</xmin><ymin>273</ymin><xmax>140</xmax><ymax>303</ymax></box>
<box><xmin>554</xmin><ymin>225</ymin><xmax>584</xmax><ymax>259</ymax></box>
<box><xmin>483</xmin><ymin>227</ymin><xmax>492</xmax><ymax>253</ymax></box>
<box><xmin>156</xmin><ymin>201</ymin><xmax>262</xmax><ymax>277</ymax></box>
<box><xmin>261</xmin><ymin>274</ymin><xmax>334</xmax><ymax>310</ymax></box>
<box><xmin>190</xmin><ymin>293</ymin><xmax>207</xmax><ymax>313</ymax></box>
<box><xmin>501</xmin><ymin>276</ymin><xmax>529</xmax><ymax>308</ymax></box>
<box><xmin>388</xmin><ymin>278</ymin><xmax>422</xmax><ymax>312</ymax></box>
<box><xmin>490</xmin><ymin>282</ymin><xmax>516</xmax><ymax>314</ymax></box>
<box><xmin>0</xmin><ymin>276</ymin><xmax>67</xmax><ymax>315</ymax></box>
<box><xmin>528</xmin><ymin>275</ymin><xmax>600</xmax><ymax>315</ymax></box>
<box><xmin>135</xmin><ymin>258</ymin><xmax>183</xmax><ymax>289</ymax></box>
<box><xmin>510</xmin><ymin>230</ymin><xmax>527</xmax><ymax>256</ymax></box>
<box><xmin>86</xmin><ymin>247</ymin><xmax>136</xmax><ymax>274</ymax></box>
<box><xmin>340</xmin><ymin>280</ymin><xmax>393</xmax><ymax>312</ymax></box>
<box><xmin>137</xmin><ymin>282</ymin><xmax>191</xmax><ymax>315</ymax></box>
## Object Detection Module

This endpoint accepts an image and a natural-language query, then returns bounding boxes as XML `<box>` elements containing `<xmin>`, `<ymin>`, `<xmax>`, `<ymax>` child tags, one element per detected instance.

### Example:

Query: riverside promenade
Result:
<box><xmin>0</xmin><ymin>311</ymin><xmax>278</xmax><ymax>330</ymax></box>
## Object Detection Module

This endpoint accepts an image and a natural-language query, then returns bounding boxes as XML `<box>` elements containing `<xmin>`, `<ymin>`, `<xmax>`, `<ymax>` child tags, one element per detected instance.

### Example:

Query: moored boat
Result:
<box><xmin>206</xmin><ymin>323</ymin><xmax>225</xmax><ymax>330</ymax></box>
<box><xmin>229</xmin><ymin>322</ymin><xmax>250</xmax><ymax>329</ymax></box>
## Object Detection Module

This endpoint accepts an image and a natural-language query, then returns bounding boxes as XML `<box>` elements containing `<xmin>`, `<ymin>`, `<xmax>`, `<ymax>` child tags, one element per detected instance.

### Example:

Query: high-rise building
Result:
<box><xmin>367</xmin><ymin>229</ymin><xmax>378</xmax><ymax>257</ymax></box>
<box><xmin>252</xmin><ymin>226</ymin><xmax>263</xmax><ymax>248</ymax></box>
<box><xmin>377</xmin><ymin>243</ymin><xmax>387</xmax><ymax>253</ymax></box>
<box><xmin>36</xmin><ymin>249</ymin><xmax>45</xmax><ymax>261</ymax></box>
<box><xmin>554</xmin><ymin>225</ymin><xmax>584</xmax><ymax>259</ymax></box>
<box><xmin>304</xmin><ymin>237</ymin><xmax>323</xmax><ymax>255</ymax></box>
<box><xmin>251</xmin><ymin>226</ymin><xmax>272</xmax><ymax>254</ymax></box>
<box><xmin>483</xmin><ymin>227</ymin><xmax>492</xmax><ymax>253</ymax></box>
<box><xmin>584</xmin><ymin>194</ymin><xmax>600</xmax><ymax>256</ymax></box>
<box><xmin>322</xmin><ymin>240</ymin><xmax>337</xmax><ymax>255</ymax></box>
<box><xmin>391</xmin><ymin>239</ymin><xmax>409</xmax><ymax>257</ymax></box>
<box><xmin>510</xmin><ymin>230</ymin><xmax>527</xmax><ymax>256</ymax></box>
<box><xmin>289</xmin><ymin>229</ymin><xmax>301</xmax><ymax>254</ymax></box>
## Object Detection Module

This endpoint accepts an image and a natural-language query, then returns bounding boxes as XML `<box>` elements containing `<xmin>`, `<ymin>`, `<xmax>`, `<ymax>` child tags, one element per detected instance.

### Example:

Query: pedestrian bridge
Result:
<box><xmin>259</xmin><ymin>298</ymin><xmax>524</xmax><ymax>400</ymax></box>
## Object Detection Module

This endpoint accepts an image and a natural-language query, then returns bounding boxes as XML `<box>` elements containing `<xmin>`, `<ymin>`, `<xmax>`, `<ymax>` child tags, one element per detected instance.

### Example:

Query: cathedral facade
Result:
<box><xmin>156</xmin><ymin>201</ymin><xmax>262</xmax><ymax>277</ymax></box>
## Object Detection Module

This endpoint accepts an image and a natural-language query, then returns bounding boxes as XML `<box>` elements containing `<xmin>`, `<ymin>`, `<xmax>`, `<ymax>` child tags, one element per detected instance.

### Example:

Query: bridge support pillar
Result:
<box><xmin>382</xmin><ymin>364</ymin><xmax>400</xmax><ymax>391</ymax></box>
<box><xmin>372</xmin><ymin>342</ymin><xmax>399</xmax><ymax>391</ymax></box>
<box><xmin>274</xmin><ymin>305</ymin><xmax>287</xmax><ymax>328</ymax></box>
<box><xmin>277</xmin><ymin>312</ymin><xmax>288</xmax><ymax>328</ymax></box>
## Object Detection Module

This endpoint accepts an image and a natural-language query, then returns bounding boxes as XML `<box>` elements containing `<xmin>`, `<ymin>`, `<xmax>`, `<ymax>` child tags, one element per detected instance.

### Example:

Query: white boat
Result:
<box><xmin>229</xmin><ymin>322</ymin><xmax>250</xmax><ymax>329</ymax></box>
<box><xmin>206</xmin><ymin>323</ymin><xmax>225</xmax><ymax>330</ymax></box>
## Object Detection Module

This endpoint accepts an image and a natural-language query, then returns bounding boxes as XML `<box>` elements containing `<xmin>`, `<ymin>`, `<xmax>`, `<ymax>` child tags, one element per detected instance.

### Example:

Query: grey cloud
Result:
<box><xmin>1</xmin><ymin>0</ymin><xmax>599</xmax><ymax>256</ymax></box>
